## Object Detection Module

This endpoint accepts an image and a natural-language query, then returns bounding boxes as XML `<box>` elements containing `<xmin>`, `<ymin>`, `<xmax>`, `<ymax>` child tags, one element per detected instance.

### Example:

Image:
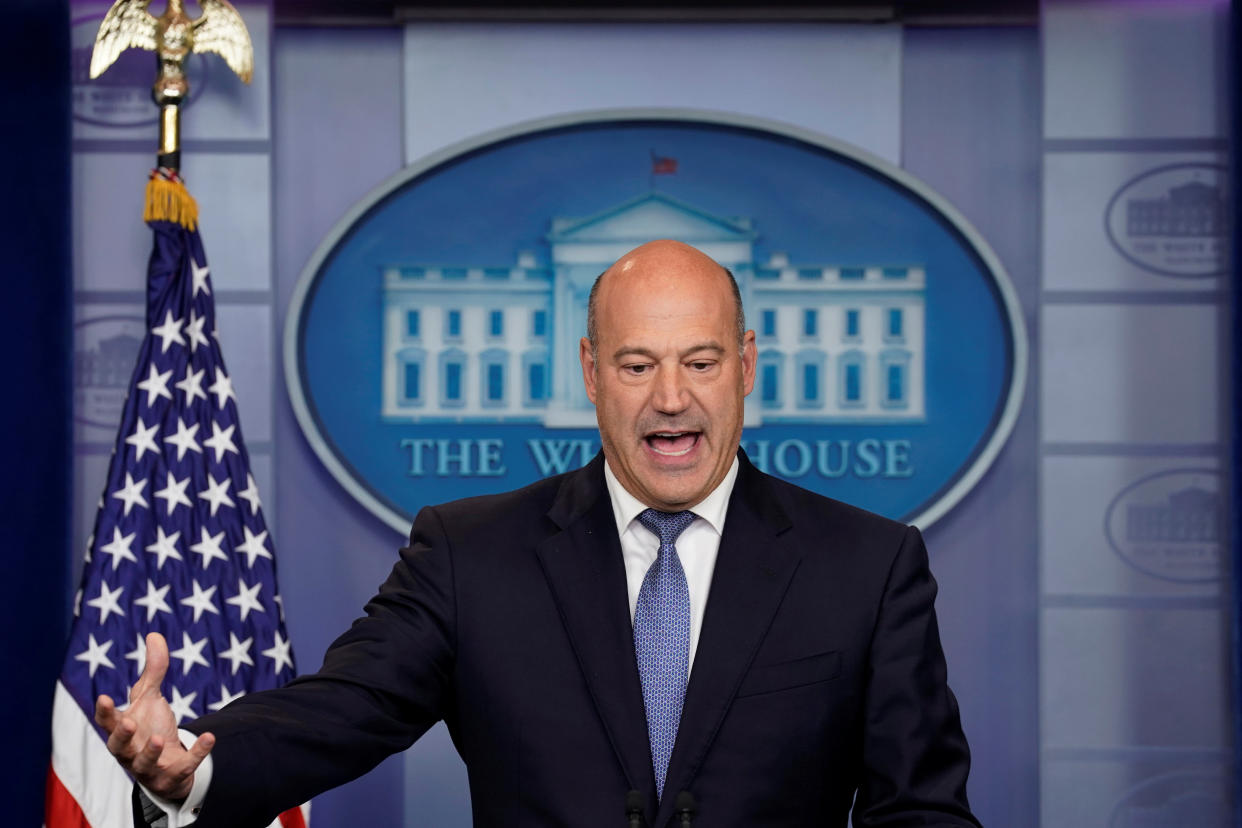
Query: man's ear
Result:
<box><xmin>740</xmin><ymin>330</ymin><xmax>757</xmax><ymax>396</ymax></box>
<box><xmin>580</xmin><ymin>337</ymin><xmax>598</xmax><ymax>404</ymax></box>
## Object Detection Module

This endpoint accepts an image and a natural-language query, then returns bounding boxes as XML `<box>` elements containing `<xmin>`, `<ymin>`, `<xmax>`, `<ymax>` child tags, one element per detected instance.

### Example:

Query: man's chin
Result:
<box><xmin>634</xmin><ymin>471</ymin><xmax>714</xmax><ymax>512</ymax></box>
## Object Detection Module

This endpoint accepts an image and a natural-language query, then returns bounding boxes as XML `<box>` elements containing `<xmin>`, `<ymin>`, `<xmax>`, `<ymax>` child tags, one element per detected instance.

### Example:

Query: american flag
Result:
<box><xmin>650</xmin><ymin>152</ymin><xmax>678</xmax><ymax>176</ymax></box>
<box><xmin>47</xmin><ymin>174</ymin><xmax>305</xmax><ymax>828</ymax></box>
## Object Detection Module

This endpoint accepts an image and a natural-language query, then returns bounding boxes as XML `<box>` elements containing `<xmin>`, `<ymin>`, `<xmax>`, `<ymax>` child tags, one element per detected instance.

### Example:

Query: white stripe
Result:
<box><xmin>50</xmin><ymin>680</ymin><xmax>134</xmax><ymax>828</ymax></box>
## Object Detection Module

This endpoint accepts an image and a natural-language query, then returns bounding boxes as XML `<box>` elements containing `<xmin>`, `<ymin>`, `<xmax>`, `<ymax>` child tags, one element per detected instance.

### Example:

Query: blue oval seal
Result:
<box><xmin>1104</xmin><ymin>162</ymin><xmax>1227</xmax><ymax>278</ymax></box>
<box><xmin>285</xmin><ymin>110</ymin><xmax>1027</xmax><ymax>533</ymax></box>
<box><xmin>1104</xmin><ymin>467</ymin><xmax>1223</xmax><ymax>583</ymax></box>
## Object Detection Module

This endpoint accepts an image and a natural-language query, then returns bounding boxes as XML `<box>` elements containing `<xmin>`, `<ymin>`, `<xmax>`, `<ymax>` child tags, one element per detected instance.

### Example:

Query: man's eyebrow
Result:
<box><xmin>680</xmin><ymin>342</ymin><xmax>726</xmax><ymax>358</ymax></box>
<box><xmin>611</xmin><ymin>346</ymin><xmax>658</xmax><ymax>362</ymax></box>
<box><xmin>610</xmin><ymin>342</ymin><xmax>726</xmax><ymax>361</ymax></box>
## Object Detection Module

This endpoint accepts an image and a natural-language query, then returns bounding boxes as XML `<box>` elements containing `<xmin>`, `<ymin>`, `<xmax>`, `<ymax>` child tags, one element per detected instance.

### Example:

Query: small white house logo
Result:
<box><xmin>1104</xmin><ymin>163</ymin><xmax>1227</xmax><ymax>278</ymax></box>
<box><xmin>1104</xmin><ymin>468</ymin><xmax>1223</xmax><ymax>582</ymax></box>
<box><xmin>71</xmin><ymin>14</ymin><xmax>208</xmax><ymax>127</ymax></box>
<box><xmin>1108</xmin><ymin>770</ymin><xmax>1226</xmax><ymax>827</ymax></box>
<box><xmin>75</xmin><ymin>315</ymin><xmax>145</xmax><ymax>428</ymax></box>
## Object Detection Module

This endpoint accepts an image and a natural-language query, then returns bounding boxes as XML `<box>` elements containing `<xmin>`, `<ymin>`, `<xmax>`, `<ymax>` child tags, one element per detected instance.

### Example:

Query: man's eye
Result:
<box><xmin>623</xmin><ymin>364</ymin><xmax>651</xmax><ymax>375</ymax></box>
<box><xmin>688</xmin><ymin>361</ymin><xmax>715</xmax><ymax>371</ymax></box>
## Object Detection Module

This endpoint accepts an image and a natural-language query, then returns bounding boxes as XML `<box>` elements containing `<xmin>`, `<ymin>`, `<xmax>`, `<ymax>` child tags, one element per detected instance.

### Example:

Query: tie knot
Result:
<box><xmin>638</xmin><ymin>508</ymin><xmax>696</xmax><ymax>547</ymax></box>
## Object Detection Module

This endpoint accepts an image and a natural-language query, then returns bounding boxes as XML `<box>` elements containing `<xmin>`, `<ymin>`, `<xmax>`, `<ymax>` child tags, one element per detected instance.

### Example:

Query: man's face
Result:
<box><xmin>580</xmin><ymin>241</ymin><xmax>756</xmax><ymax>512</ymax></box>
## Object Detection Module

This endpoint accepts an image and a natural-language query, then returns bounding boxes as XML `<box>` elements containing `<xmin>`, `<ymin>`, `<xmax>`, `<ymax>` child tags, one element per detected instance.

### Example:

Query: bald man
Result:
<box><xmin>100</xmin><ymin>241</ymin><xmax>979</xmax><ymax>827</ymax></box>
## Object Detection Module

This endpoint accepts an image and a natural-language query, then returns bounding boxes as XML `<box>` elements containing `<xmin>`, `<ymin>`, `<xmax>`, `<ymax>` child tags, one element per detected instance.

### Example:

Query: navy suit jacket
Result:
<box><xmin>181</xmin><ymin>451</ymin><xmax>980</xmax><ymax>827</ymax></box>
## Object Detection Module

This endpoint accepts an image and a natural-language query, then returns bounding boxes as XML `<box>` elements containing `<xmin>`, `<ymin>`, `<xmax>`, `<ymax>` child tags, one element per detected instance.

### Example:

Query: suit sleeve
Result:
<box><xmin>180</xmin><ymin>505</ymin><xmax>458</xmax><ymax>828</ymax></box>
<box><xmin>853</xmin><ymin>525</ymin><xmax>982</xmax><ymax>828</ymax></box>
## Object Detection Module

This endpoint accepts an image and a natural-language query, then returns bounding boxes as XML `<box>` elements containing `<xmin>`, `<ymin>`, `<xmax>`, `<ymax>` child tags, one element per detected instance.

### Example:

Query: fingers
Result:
<box><xmin>104</xmin><ymin>713</ymin><xmax>139</xmax><ymax>761</ymax></box>
<box><xmin>95</xmin><ymin>694</ymin><xmax>118</xmax><ymax>733</ymax></box>
<box><xmin>187</xmin><ymin>731</ymin><xmax>215</xmax><ymax>762</ymax></box>
<box><xmin>137</xmin><ymin>732</ymin><xmax>213</xmax><ymax>801</ymax></box>
<box><xmin>133</xmin><ymin>632</ymin><xmax>170</xmax><ymax>696</ymax></box>
<box><xmin>129</xmin><ymin>731</ymin><xmax>165</xmax><ymax>777</ymax></box>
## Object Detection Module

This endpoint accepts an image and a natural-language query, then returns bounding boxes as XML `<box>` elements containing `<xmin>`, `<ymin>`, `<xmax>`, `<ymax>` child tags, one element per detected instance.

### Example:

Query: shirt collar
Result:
<box><xmin>603</xmin><ymin>454</ymin><xmax>740</xmax><ymax>538</ymax></box>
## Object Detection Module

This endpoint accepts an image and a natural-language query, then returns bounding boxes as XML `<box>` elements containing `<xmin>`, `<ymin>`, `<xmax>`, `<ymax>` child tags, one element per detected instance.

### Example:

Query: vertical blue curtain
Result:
<box><xmin>0</xmin><ymin>1</ymin><xmax>71</xmax><ymax>823</ymax></box>
<box><xmin>1232</xmin><ymin>6</ymin><xmax>1242</xmax><ymax>828</ymax></box>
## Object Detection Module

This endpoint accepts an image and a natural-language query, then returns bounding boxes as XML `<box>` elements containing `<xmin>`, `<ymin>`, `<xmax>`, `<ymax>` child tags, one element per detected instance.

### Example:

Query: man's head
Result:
<box><xmin>580</xmin><ymin>239</ymin><xmax>756</xmax><ymax>512</ymax></box>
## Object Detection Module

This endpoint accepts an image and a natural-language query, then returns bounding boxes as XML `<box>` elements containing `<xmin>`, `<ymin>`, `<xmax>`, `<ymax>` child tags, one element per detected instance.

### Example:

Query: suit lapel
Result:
<box><xmin>534</xmin><ymin>454</ymin><xmax>657</xmax><ymax>809</ymax></box>
<box><xmin>655</xmin><ymin>453</ymin><xmax>801</xmax><ymax>826</ymax></box>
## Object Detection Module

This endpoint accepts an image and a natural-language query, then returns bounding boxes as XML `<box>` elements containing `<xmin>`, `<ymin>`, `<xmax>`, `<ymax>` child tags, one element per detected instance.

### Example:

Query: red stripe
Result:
<box><xmin>45</xmin><ymin>765</ymin><xmax>92</xmax><ymax>828</ymax></box>
<box><xmin>279</xmin><ymin>806</ymin><xmax>308</xmax><ymax>828</ymax></box>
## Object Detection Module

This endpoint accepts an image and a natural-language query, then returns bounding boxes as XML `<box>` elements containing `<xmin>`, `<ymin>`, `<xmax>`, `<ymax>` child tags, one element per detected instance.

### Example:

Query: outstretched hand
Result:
<box><xmin>94</xmin><ymin>632</ymin><xmax>215</xmax><ymax>803</ymax></box>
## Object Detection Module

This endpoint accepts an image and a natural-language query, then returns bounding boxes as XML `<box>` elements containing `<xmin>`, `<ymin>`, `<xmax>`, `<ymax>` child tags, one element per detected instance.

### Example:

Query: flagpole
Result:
<box><xmin>88</xmin><ymin>0</ymin><xmax>254</xmax><ymax>225</ymax></box>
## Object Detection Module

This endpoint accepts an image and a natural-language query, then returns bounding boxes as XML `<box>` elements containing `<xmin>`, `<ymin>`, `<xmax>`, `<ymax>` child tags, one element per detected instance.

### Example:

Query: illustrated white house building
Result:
<box><xmin>381</xmin><ymin>193</ymin><xmax>925</xmax><ymax>426</ymax></box>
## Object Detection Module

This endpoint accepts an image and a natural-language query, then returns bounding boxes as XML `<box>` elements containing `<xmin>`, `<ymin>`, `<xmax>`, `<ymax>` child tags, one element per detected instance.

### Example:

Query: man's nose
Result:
<box><xmin>651</xmin><ymin>366</ymin><xmax>690</xmax><ymax>414</ymax></box>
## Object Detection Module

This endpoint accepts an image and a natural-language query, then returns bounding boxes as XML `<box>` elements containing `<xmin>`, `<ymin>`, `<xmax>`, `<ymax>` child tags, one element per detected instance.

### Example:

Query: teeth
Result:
<box><xmin>647</xmin><ymin>432</ymin><xmax>696</xmax><ymax>457</ymax></box>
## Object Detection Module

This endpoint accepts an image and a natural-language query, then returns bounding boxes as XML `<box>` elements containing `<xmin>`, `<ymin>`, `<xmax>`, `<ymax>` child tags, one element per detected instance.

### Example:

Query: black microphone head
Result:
<box><xmin>673</xmin><ymin>790</ymin><xmax>696</xmax><ymax>815</ymax></box>
<box><xmin>625</xmin><ymin>789</ymin><xmax>644</xmax><ymax>815</ymax></box>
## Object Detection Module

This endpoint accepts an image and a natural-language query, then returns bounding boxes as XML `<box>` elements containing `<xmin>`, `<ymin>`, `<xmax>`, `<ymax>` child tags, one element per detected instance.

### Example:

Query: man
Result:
<box><xmin>97</xmin><ymin>240</ymin><xmax>980</xmax><ymax>827</ymax></box>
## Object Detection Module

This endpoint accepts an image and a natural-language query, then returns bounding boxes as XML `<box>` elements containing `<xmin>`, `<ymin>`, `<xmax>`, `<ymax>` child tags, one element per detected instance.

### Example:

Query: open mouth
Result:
<box><xmin>645</xmin><ymin>431</ymin><xmax>701</xmax><ymax>457</ymax></box>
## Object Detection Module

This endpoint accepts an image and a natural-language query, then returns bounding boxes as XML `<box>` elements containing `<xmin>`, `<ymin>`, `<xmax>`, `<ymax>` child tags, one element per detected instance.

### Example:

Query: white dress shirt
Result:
<box><xmin>151</xmin><ymin>456</ymin><xmax>740</xmax><ymax>825</ymax></box>
<box><xmin>604</xmin><ymin>456</ymin><xmax>738</xmax><ymax>671</ymax></box>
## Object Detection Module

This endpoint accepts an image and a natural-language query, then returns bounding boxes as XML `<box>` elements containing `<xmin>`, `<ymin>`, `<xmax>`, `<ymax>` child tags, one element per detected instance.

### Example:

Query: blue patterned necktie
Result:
<box><xmin>633</xmin><ymin>507</ymin><xmax>696</xmax><ymax>799</ymax></box>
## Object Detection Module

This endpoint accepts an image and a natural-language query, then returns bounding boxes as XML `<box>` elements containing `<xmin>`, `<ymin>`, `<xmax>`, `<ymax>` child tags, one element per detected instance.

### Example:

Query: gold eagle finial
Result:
<box><xmin>91</xmin><ymin>0</ymin><xmax>253</xmax><ymax>94</ymax></box>
<box><xmin>89</xmin><ymin>0</ymin><xmax>253</xmax><ymax>169</ymax></box>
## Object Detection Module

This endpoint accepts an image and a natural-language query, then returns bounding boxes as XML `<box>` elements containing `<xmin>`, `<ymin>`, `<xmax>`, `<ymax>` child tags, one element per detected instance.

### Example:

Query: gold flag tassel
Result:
<box><xmin>144</xmin><ymin>167</ymin><xmax>198</xmax><ymax>230</ymax></box>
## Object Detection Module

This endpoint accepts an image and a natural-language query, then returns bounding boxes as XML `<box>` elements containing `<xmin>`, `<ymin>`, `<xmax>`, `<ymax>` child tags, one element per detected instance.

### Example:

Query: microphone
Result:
<box><xmin>625</xmin><ymin>789</ymin><xmax>644</xmax><ymax>828</ymax></box>
<box><xmin>673</xmin><ymin>791</ymin><xmax>696</xmax><ymax>827</ymax></box>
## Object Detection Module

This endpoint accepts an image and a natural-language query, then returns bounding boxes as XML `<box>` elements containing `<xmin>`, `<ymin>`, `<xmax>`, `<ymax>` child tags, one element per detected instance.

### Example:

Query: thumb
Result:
<box><xmin>135</xmin><ymin>631</ymin><xmax>171</xmax><ymax>697</ymax></box>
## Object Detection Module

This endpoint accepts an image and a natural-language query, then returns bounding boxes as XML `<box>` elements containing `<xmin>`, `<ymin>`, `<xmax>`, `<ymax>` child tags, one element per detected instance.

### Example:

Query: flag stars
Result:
<box><xmin>125</xmin><ymin>633</ymin><xmax>147</xmax><ymax>675</ymax></box>
<box><xmin>262</xmin><ymin>631</ymin><xmax>294</xmax><ymax>675</ymax></box>
<box><xmin>180</xmin><ymin>580</ymin><xmax>221</xmax><ymax>622</ymax></box>
<box><xmin>86</xmin><ymin>580</ymin><xmax>125</xmax><ymax>623</ymax></box>
<box><xmin>170</xmin><ymin>632</ymin><xmax>210</xmax><ymax>676</ymax></box>
<box><xmin>151</xmin><ymin>310</ymin><xmax>186</xmax><ymax>353</ymax></box>
<box><xmin>164</xmin><ymin>418</ymin><xmax>202</xmax><ymax>462</ymax></box>
<box><xmin>154</xmin><ymin>471</ymin><xmax>193</xmax><ymax>516</ymax></box>
<box><xmin>111</xmin><ymin>473</ymin><xmax>149</xmax><ymax>516</ymax></box>
<box><xmin>235</xmin><ymin>526</ymin><xmax>271</xmax><ymax>568</ymax></box>
<box><xmin>64</xmin><ymin>229</ymin><xmax>300</xmax><ymax>760</ymax></box>
<box><xmin>99</xmin><ymin>527</ymin><xmax>138</xmax><ymax>570</ymax></box>
<box><xmin>226</xmin><ymin>577</ymin><xmax>265</xmax><ymax>621</ymax></box>
<box><xmin>168</xmin><ymin>686</ymin><xmax>198</xmax><ymax>724</ymax></box>
<box><xmin>145</xmin><ymin>526</ymin><xmax>183</xmax><ymax>569</ymax></box>
<box><xmin>136</xmin><ymin>364</ymin><xmax>173</xmax><ymax>407</ymax></box>
<box><xmin>190</xmin><ymin>527</ymin><xmax>228</xmax><ymax>569</ymax></box>
<box><xmin>237</xmin><ymin>474</ymin><xmax>262</xmax><ymax>514</ymax></box>
<box><xmin>218</xmin><ymin>633</ymin><xmax>255</xmax><ymax>675</ymax></box>
<box><xmin>191</xmin><ymin>259</ymin><xmax>212</xmax><ymax>297</ymax></box>
<box><xmin>208</xmin><ymin>369</ymin><xmax>236</xmax><ymax>410</ymax></box>
<box><xmin>125</xmin><ymin>418</ymin><xmax>160</xmax><ymax>461</ymax></box>
<box><xmin>185</xmin><ymin>310</ymin><xmax>210</xmax><ymax>353</ymax></box>
<box><xmin>133</xmin><ymin>580</ymin><xmax>173</xmax><ymax>622</ymax></box>
<box><xmin>198</xmin><ymin>473</ymin><xmax>235</xmax><ymax>516</ymax></box>
<box><xmin>208</xmin><ymin>684</ymin><xmax>245</xmax><ymax>712</ymax></box>
<box><xmin>74</xmin><ymin>634</ymin><xmax>116</xmax><ymax>678</ymax></box>
<box><xmin>203</xmin><ymin>422</ymin><xmax>238</xmax><ymax>463</ymax></box>
<box><xmin>175</xmin><ymin>365</ymin><xmax>207</xmax><ymax>406</ymax></box>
